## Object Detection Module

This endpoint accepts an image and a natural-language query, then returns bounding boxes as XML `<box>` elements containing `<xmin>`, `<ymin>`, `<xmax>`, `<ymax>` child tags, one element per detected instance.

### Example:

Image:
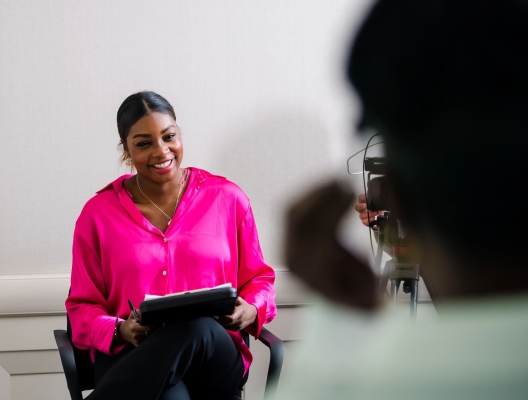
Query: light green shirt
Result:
<box><xmin>277</xmin><ymin>295</ymin><xmax>528</xmax><ymax>400</ymax></box>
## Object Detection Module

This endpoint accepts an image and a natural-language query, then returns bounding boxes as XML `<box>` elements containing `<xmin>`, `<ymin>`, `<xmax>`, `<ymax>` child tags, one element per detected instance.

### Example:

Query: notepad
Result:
<box><xmin>143</xmin><ymin>283</ymin><xmax>233</xmax><ymax>301</ymax></box>
<box><xmin>139</xmin><ymin>284</ymin><xmax>238</xmax><ymax>325</ymax></box>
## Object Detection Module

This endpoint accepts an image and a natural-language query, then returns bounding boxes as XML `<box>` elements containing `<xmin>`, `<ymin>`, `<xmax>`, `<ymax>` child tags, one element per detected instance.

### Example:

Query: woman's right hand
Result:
<box><xmin>354</xmin><ymin>193</ymin><xmax>383</xmax><ymax>227</ymax></box>
<box><xmin>118</xmin><ymin>311</ymin><xmax>154</xmax><ymax>346</ymax></box>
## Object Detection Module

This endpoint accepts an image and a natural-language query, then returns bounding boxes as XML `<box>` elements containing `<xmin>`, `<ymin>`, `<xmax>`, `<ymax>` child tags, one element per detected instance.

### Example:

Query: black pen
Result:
<box><xmin>128</xmin><ymin>298</ymin><xmax>140</xmax><ymax>322</ymax></box>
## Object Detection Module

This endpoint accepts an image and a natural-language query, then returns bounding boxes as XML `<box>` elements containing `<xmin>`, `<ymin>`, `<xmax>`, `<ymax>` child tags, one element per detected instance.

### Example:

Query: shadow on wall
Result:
<box><xmin>213</xmin><ymin>107</ymin><xmax>333</xmax><ymax>267</ymax></box>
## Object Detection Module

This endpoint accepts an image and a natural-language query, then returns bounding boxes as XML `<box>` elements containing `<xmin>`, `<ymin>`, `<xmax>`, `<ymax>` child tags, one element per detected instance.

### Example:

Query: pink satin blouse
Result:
<box><xmin>65</xmin><ymin>167</ymin><xmax>277</xmax><ymax>375</ymax></box>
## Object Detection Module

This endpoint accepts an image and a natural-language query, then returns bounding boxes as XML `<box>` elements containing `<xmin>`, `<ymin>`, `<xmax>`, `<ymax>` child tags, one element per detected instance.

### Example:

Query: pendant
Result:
<box><xmin>168</xmin><ymin>219</ymin><xmax>172</xmax><ymax>225</ymax></box>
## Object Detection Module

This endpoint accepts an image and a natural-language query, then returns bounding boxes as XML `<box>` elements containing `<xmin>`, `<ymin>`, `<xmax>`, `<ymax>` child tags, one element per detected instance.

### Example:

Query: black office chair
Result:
<box><xmin>54</xmin><ymin>315</ymin><xmax>283</xmax><ymax>400</ymax></box>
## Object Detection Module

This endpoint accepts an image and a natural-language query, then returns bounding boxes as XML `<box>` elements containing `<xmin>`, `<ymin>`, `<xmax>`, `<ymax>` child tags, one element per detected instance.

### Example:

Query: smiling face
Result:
<box><xmin>124</xmin><ymin>112</ymin><xmax>183</xmax><ymax>184</ymax></box>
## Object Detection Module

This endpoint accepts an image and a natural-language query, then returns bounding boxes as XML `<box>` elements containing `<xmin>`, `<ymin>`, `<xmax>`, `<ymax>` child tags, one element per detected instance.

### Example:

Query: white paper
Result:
<box><xmin>143</xmin><ymin>283</ymin><xmax>232</xmax><ymax>301</ymax></box>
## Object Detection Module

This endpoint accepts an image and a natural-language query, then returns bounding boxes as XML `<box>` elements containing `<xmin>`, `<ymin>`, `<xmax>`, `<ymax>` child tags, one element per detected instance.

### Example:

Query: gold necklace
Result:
<box><xmin>136</xmin><ymin>169</ymin><xmax>186</xmax><ymax>225</ymax></box>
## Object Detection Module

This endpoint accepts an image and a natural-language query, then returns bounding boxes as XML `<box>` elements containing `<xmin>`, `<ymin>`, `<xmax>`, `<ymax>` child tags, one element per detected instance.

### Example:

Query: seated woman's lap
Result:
<box><xmin>92</xmin><ymin>317</ymin><xmax>243</xmax><ymax>400</ymax></box>
<box><xmin>159</xmin><ymin>381</ymin><xmax>191</xmax><ymax>400</ymax></box>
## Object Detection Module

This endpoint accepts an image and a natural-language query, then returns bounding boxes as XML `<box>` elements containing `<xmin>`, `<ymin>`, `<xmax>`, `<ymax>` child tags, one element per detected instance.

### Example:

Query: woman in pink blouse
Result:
<box><xmin>65</xmin><ymin>91</ymin><xmax>277</xmax><ymax>400</ymax></box>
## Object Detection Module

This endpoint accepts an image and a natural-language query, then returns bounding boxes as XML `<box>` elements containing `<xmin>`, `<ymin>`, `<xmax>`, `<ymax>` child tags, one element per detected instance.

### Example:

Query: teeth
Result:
<box><xmin>153</xmin><ymin>160</ymin><xmax>171</xmax><ymax>169</ymax></box>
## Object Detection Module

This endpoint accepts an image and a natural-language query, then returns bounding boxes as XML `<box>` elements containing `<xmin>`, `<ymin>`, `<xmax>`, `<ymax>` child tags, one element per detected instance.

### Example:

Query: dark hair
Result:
<box><xmin>117</xmin><ymin>91</ymin><xmax>176</xmax><ymax>146</ymax></box>
<box><xmin>347</xmin><ymin>0</ymin><xmax>528</xmax><ymax>265</ymax></box>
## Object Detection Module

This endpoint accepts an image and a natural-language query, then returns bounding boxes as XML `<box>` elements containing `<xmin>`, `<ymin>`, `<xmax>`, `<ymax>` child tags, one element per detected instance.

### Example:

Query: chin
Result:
<box><xmin>153</xmin><ymin>165</ymin><xmax>180</xmax><ymax>181</ymax></box>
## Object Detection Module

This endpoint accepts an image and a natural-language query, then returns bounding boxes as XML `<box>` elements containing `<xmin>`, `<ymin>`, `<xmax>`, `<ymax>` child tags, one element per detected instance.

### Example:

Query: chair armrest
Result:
<box><xmin>257</xmin><ymin>327</ymin><xmax>284</xmax><ymax>400</ymax></box>
<box><xmin>54</xmin><ymin>330</ymin><xmax>84</xmax><ymax>400</ymax></box>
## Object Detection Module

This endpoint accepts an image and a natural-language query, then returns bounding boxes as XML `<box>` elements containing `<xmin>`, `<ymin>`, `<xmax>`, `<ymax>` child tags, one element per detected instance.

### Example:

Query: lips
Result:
<box><xmin>151</xmin><ymin>159</ymin><xmax>173</xmax><ymax>169</ymax></box>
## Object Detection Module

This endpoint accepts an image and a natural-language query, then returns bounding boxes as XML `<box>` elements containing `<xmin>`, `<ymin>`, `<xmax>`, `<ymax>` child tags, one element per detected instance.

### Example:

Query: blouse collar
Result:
<box><xmin>96</xmin><ymin>168</ymin><xmax>207</xmax><ymax>236</ymax></box>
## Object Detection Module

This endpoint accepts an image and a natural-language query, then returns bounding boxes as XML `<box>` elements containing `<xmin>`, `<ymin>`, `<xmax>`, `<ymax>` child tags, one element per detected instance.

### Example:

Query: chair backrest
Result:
<box><xmin>64</xmin><ymin>289</ymin><xmax>95</xmax><ymax>391</ymax></box>
<box><xmin>235</xmin><ymin>329</ymin><xmax>250</xmax><ymax>397</ymax></box>
<box><xmin>66</xmin><ymin>314</ymin><xmax>95</xmax><ymax>391</ymax></box>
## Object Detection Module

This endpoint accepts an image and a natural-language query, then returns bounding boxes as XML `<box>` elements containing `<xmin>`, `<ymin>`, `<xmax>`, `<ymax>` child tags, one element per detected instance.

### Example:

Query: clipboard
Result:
<box><xmin>139</xmin><ymin>286</ymin><xmax>238</xmax><ymax>325</ymax></box>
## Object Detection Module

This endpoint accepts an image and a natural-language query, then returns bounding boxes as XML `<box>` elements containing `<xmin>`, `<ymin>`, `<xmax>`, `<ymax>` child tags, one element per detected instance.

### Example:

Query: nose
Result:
<box><xmin>153</xmin><ymin>139</ymin><xmax>170</xmax><ymax>157</ymax></box>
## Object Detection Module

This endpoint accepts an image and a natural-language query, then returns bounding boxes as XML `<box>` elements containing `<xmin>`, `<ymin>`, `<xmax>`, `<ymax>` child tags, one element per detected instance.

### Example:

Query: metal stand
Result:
<box><xmin>371</xmin><ymin>214</ymin><xmax>420</xmax><ymax>320</ymax></box>
<box><xmin>379</xmin><ymin>260</ymin><xmax>420</xmax><ymax>319</ymax></box>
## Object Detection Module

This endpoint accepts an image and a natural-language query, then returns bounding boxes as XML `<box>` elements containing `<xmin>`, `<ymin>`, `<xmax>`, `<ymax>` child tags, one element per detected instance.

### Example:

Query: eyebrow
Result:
<box><xmin>131</xmin><ymin>125</ymin><xmax>176</xmax><ymax>139</ymax></box>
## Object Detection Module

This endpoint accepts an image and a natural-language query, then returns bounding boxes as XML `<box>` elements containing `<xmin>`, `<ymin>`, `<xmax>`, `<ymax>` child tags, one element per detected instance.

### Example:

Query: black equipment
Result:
<box><xmin>364</xmin><ymin>157</ymin><xmax>421</xmax><ymax>319</ymax></box>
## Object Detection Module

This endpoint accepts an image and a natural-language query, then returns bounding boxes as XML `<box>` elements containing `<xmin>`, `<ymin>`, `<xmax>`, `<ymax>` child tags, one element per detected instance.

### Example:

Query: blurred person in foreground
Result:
<box><xmin>279</xmin><ymin>0</ymin><xmax>528</xmax><ymax>398</ymax></box>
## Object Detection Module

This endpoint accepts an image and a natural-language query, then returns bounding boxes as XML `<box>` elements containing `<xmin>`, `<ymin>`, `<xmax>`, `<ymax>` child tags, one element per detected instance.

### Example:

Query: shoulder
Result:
<box><xmin>77</xmin><ymin>175</ymin><xmax>130</xmax><ymax>221</ymax></box>
<box><xmin>190</xmin><ymin>167</ymin><xmax>249</xmax><ymax>202</ymax></box>
<box><xmin>189</xmin><ymin>167</ymin><xmax>251</xmax><ymax>219</ymax></box>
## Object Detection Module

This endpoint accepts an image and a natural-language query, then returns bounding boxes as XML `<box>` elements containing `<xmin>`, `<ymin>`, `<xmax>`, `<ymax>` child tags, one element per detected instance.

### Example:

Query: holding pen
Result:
<box><xmin>128</xmin><ymin>298</ymin><xmax>140</xmax><ymax>322</ymax></box>
<box><xmin>118</xmin><ymin>299</ymin><xmax>151</xmax><ymax>346</ymax></box>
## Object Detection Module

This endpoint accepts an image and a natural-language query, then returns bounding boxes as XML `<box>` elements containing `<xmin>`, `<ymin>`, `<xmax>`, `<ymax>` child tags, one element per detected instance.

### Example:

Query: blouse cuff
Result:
<box><xmin>110</xmin><ymin>317</ymin><xmax>127</xmax><ymax>355</ymax></box>
<box><xmin>92</xmin><ymin>315</ymin><xmax>125</xmax><ymax>356</ymax></box>
<box><xmin>242</xmin><ymin>296</ymin><xmax>267</xmax><ymax>338</ymax></box>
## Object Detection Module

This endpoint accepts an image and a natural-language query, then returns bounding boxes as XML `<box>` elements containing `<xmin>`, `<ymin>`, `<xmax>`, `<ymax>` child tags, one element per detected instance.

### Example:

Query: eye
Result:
<box><xmin>136</xmin><ymin>141</ymin><xmax>150</xmax><ymax>147</ymax></box>
<box><xmin>164</xmin><ymin>133</ymin><xmax>177</xmax><ymax>141</ymax></box>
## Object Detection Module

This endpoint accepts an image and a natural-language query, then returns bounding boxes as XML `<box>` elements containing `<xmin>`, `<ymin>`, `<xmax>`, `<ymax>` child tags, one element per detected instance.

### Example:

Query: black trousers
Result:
<box><xmin>89</xmin><ymin>317</ymin><xmax>244</xmax><ymax>400</ymax></box>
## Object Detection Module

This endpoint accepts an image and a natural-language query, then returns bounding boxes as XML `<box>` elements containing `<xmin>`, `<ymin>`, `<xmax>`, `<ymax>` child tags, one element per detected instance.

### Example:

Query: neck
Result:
<box><xmin>136</xmin><ymin>168</ymin><xmax>184</xmax><ymax>201</ymax></box>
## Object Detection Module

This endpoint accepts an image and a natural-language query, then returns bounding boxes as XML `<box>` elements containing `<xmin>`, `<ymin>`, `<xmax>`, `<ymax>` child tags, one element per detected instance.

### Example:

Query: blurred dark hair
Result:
<box><xmin>347</xmin><ymin>0</ymin><xmax>528</xmax><ymax>265</ymax></box>
<box><xmin>117</xmin><ymin>91</ymin><xmax>176</xmax><ymax>146</ymax></box>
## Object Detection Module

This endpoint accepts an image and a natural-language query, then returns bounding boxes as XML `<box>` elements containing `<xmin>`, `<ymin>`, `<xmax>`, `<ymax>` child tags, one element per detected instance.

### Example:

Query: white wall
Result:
<box><xmin>0</xmin><ymin>0</ymin><xmax>376</xmax><ymax>276</ymax></box>
<box><xmin>2</xmin><ymin>1</ymin><xmax>423</xmax><ymax>399</ymax></box>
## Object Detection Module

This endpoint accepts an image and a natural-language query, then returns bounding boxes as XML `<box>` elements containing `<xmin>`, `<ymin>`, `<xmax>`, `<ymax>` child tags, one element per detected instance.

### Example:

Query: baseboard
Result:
<box><xmin>0</xmin><ymin>274</ymin><xmax>71</xmax><ymax>316</ymax></box>
<box><xmin>0</xmin><ymin>269</ymin><xmax>310</xmax><ymax>317</ymax></box>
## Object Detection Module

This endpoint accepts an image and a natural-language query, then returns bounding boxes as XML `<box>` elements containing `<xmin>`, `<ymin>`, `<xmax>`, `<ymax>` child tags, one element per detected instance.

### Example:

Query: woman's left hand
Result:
<box><xmin>218</xmin><ymin>297</ymin><xmax>257</xmax><ymax>331</ymax></box>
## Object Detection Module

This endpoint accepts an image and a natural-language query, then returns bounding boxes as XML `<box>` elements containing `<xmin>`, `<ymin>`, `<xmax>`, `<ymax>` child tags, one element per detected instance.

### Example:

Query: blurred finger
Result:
<box><xmin>354</xmin><ymin>202</ymin><xmax>367</xmax><ymax>212</ymax></box>
<box><xmin>361</xmin><ymin>213</ymin><xmax>381</xmax><ymax>221</ymax></box>
<box><xmin>359</xmin><ymin>211</ymin><xmax>381</xmax><ymax>220</ymax></box>
<box><xmin>358</xmin><ymin>193</ymin><xmax>367</xmax><ymax>204</ymax></box>
<box><xmin>359</xmin><ymin>213</ymin><xmax>380</xmax><ymax>222</ymax></box>
<box><xmin>361</xmin><ymin>209</ymin><xmax>383</xmax><ymax>216</ymax></box>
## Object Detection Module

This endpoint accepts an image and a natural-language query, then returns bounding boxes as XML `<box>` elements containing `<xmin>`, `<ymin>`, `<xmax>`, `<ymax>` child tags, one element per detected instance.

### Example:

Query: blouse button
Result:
<box><xmin>163</xmin><ymin>238</ymin><xmax>168</xmax><ymax>243</ymax></box>
<box><xmin>162</xmin><ymin>270</ymin><xmax>167</xmax><ymax>276</ymax></box>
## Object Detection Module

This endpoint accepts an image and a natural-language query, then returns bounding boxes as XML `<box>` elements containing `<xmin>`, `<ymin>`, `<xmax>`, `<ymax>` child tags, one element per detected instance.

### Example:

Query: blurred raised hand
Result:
<box><xmin>285</xmin><ymin>182</ymin><xmax>379</xmax><ymax>311</ymax></box>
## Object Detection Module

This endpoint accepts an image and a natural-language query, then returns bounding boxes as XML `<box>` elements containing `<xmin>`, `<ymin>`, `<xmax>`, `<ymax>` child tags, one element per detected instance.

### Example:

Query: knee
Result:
<box><xmin>163</xmin><ymin>317</ymin><xmax>227</xmax><ymax>341</ymax></box>
<box><xmin>182</xmin><ymin>316</ymin><xmax>223</xmax><ymax>336</ymax></box>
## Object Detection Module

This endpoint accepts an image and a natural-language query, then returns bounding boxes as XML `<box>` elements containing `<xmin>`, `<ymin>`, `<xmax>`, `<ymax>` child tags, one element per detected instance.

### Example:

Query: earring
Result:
<box><xmin>123</xmin><ymin>150</ymin><xmax>132</xmax><ymax>166</ymax></box>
